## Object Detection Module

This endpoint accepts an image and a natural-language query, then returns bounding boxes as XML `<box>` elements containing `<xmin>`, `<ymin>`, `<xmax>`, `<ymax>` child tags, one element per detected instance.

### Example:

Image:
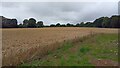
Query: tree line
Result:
<box><xmin>0</xmin><ymin>16</ymin><xmax>18</xmax><ymax>28</ymax></box>
<box><xmin>1</xmin><ymin>15</ymin><xmax>120</xmax><ymax>28</ymax></box>
<box><xmin>18</xmin><ymin>15</ymin><xmax>120</xmax><ymax>28</ymax></box>
<box><xmin>18</xmin><ymin>18</ymin><xmax>44</xmax><ymax>28</ymax></box>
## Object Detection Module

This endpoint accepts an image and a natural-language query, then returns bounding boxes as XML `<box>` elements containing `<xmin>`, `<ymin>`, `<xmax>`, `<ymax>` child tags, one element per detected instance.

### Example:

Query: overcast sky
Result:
<box><xmin>0</xmin><ymin>1</ymin><xmax>119</xmax><ymax>25</ymax></box>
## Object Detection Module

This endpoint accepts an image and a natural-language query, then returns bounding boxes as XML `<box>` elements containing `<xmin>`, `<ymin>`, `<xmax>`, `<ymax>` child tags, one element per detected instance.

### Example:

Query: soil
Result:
<box><xmin>90</xmin><ymin>59</ymin><xmax>118</xmax><ymax>66</ymax></box>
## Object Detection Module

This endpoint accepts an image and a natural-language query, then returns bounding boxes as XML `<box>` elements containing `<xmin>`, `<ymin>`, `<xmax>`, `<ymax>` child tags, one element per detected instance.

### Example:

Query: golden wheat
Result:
<box><xmin>2</xmin><ymin>27</ymin><xmax>118</xmax><ymax>66</ymax></box>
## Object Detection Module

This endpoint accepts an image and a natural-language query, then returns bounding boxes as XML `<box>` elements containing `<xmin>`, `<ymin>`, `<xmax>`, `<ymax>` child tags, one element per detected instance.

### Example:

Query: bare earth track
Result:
<box><xmin>2</xmin><ymin>27</ymin><xmax>118</xmax><ymax>66</ymax></box>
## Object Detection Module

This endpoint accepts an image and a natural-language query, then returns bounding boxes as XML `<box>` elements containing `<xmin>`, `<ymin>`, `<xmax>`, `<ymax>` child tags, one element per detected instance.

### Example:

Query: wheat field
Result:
<box><xmin>2</xmin><ymin>27</ymin><xmax>118</xmax><ymax>66</ymax></box>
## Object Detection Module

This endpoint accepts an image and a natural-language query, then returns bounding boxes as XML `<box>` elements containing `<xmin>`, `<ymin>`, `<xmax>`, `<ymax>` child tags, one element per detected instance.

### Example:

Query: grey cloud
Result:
<box><xmin>1</xmin><ymin>2</ymin><xmax>118</xmax><ymax>25</ymax></box>
<box><xmin>2</xmin><ymin>2</ymin><xmax>21</xmax><ymax>8</ymax></box>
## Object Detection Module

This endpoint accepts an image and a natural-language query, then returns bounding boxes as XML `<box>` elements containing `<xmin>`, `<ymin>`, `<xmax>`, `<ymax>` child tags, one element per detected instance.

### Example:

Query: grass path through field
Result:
<box><xmin>21</xmin><ymin>33</ymin><xmax>118</xmax><ymax>66</ymax></box>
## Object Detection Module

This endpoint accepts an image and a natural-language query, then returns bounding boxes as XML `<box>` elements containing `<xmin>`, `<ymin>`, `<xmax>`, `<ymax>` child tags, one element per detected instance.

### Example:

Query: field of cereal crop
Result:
<box><xmin>2</xmin><ymin>27</ymin><xmax>118</xmax><ymax>66</ymax></box>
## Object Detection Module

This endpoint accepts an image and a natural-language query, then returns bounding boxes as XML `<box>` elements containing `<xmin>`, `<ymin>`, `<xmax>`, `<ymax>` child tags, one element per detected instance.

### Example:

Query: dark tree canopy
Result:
<box><xmin>60</xmin><ymin>24</ymin><xmax>66</xmax><ymax>27</ymax></box>
<box><xmin>28</xmin><ymin>18</ymin><xmax>36</xmax><ymax>28</ymax></box>
<box><xmin>11</xmin><ymin>19</ymin><xmax>18</xmax><ymax>27</ymax></box>
<box><xmin>110</xmin><ymin>15</ymin><xmax>120</xmax><ymax>28</ymax></box>
<box><xmin>84</xmin><ymin>22</ymin><xmax>94</xmax><ymax>27</ymax></box>
<box><xmin>1</xmin><ymin>16</ymin><xmax>18</xmax><ymax>28</ymax></box>
<box><xmin>79</xmin><ymin>22</ymin><xmax>85</xmax><ymax>27</ymax></box>
<box><xmin>93</xmin><ymin>17</ymin><xmax>104</xmax><ymax>28</ymax></box>
<box><xmin>56</xmin><ymin>23</ymin><xmax>61</xmax><ymax>27</ymax></box>
<box><xmin>92</xmin><ymin>15</ymin><xmax>120</xmax><ymax>28</ymax></box>
<box><xmin>66</xmin><ymin>23</ymin><xmax>74</xmax><ymax>27</ymax></box>
<box><xmin>75</xmin><ymin>23</ymin><xmax>80</xmax><ymax>27</ymax></box>
<box><xmin>50</xmin><ymin>24</ymin><xmax>56</xmax><ymax>27</ymax></box>
<box><xmin>37</xmin><ymin>21</ymin><xmax>44</xmax><ymax>28</ymax></box>
<box><xmin>18</xmin><ymin>23</ymin><xmax>23</xmax><ymax>28</ymax></box>
<box><xmin>23</xmin><ymin>19</ymin><xmax>29</xmax><ymax>28</ymax></box>
<box><xmin>23</xmin><ymin>19</ymin><xmax>29</xmax><ymax>25</ymax></box>
<box><xmin>1</xmin><ymin>15</ymin><xmax>119</xmax><ymax>28</ymax></box>
<box><xmin>102</xmin><ymin>17</ymin><xmax>110</xmax><ymax>28</ymax></box>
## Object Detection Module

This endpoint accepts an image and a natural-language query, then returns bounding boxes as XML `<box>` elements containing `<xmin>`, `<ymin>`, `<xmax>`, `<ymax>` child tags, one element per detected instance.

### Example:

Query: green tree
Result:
<box><xmin>110</xmin><ymin>15</ymin><xmax>120</xmax><ymax>28</ymax></box>
<box><xmin>84</xmin><ymin>22</ymin><xmax>94</xmax><ymax>27</ymax></box>
<box><xmin>79</xmin><ymin>22</ymin><xmax>84</xmax><ymax>27</ymax></box>
<box><xmin>28</xmin><ymin>18</ymin><xmax>36</xmax><ymax>28</ymax></box>
<box><xmin>75</xmin><ymin>23</ymin><xmax>80</xmax><ymax>27</ymax></box>
<box><xmin>23</xmin><ymin>19</ymin><xmax>29</xmax><ymax>28</ymax></box>
<box><xmin>56</xmin><ymin>23</ymin><xmax>61</xmax><ymax>27</ymax></box>
<box><xmin>102</xmin><ymin>17</ymin><xmax>110</xmax><ymax>28</ymax></box>
<box><xmin>60</xmin><ymin>24</ymin><xmax>66</xmax><ymax>27</ymax></box>
<box><xmin>11</xmin><ymin>19</ymin><xmax>18</xmax><ymax>28</ymax></box>
<box><xmin>50</xmin><ymin>24</ymin><xmax>56</xmax><ymax>27</ymax></box>
<box><xmin>18</xmin><ymin>23</ymin><xmax>23</xmax><ymax>28</ymax></box>
<box><xmin>93</xmin><ymin>17</ymin><xmax>104</xmax><ymax>28</ymax></box>
<box><xmin>66</xmin><ymin>23</ymin><xmax>74</xmax><ymax>27</ymax></box>
<box><xmin>36</xmin><ymin>21</ymin><xmax>44</xmax><ymax>28</ymax></box>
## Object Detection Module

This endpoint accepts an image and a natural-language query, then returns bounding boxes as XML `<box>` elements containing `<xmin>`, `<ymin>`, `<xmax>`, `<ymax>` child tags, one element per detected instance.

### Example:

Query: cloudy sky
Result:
<box><xmin>0</xmin><ymin>1</ymin><xmax>119</xmax><ymax>25</ymax></box>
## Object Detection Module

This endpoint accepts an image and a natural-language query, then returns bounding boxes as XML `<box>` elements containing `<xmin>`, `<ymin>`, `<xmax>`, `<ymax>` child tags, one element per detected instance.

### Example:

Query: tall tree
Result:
<box><xmin>23</xmin><ymin>19</ymin><xmax>29</xmax><ymax>28</ymax></box>
<box><xmin>93</xmin><ymin>17</ymin><xmax>104</xmax><ymax>28</ymax></box>
<box><xmin>79</xmin><ymin>22</ymin><xmax>84</xmax><ymax>27</ymax></box>
<box><xmin>75</xmin><ymin>23</ymin><xmax>80</xmax><ymax>27</ymax></box>
<box><xmin>84</xmin><ymin>22</ymin><xmax>94</xmax><ymax>27</ymax></box>
<box><xmin>36</xmin><ymin>21</ymin><xmax>44</xmax><ymax>28</ymax></box>
<box><xmin>110</xmin><ymin>15</ymin><xmax>120</xmax><ymax>28</ymax></box>
<box><xmin>102</xmin><ymin>17</ymin><xmax>110</xmax><ymax>28</ymax></box>
<box><xmin>56</xmin><ymin>23</ymin><xmax>61</xmax><ymax>27</ymax></box>
<box><xmin>11</xmin><ymin>19</ymin><xmax>18</xmax><ymax>27</ymax></box>
<box><xmin>28</xmin><ymin>18</ymin><xmax>36</xmax><ymax>28</ymax></box>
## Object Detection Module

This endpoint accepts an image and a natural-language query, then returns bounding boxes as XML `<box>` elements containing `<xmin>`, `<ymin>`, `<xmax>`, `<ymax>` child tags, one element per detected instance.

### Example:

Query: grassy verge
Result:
<box><xmin>20</xmin><ymin>33</ymin><xmax>118</xmax><ymax>66</ymax></box>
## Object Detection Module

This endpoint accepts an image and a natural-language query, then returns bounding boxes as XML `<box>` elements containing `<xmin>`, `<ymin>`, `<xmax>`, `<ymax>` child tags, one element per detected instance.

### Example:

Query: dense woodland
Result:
<box><xmin>0</xmin><ymin>15</ymin><xmax>120</xmax><ymax>28</ymax></box>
